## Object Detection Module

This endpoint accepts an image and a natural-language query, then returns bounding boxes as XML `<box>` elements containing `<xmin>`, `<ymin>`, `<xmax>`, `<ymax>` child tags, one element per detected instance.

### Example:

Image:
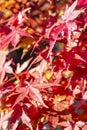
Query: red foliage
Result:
<box><xmin>0</xmin><ymin>0</ymin><xmax>87</xmax><ymax>130</ymax></box>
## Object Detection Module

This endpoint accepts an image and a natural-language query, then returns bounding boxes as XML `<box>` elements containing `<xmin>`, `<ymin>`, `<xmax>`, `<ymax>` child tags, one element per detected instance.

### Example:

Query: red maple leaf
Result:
<box><xmin>0</xmin><ymin>27</ymin><xmax>32</xmax><ymax>49</ymax></box>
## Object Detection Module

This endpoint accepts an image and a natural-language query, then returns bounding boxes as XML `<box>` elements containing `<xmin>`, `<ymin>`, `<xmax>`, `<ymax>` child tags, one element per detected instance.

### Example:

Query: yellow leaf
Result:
<box><xmin>59</xmin><ymin>10</ymin><xmax>64</xmax><ymax>16</ymax></box>
<box><xmin>53</xmin><ymin>95</ymin><xmax>66</xmax><ymax>103</ymax></box>
<box><xmin>27</xmin><ymin>28</ymin><xmax>34</xmax><ymax>34</ymax></box>
<box><xmin>45</xmin><ymin>70</ymin><xmax>53</xmax><ymax>80</ymax></box>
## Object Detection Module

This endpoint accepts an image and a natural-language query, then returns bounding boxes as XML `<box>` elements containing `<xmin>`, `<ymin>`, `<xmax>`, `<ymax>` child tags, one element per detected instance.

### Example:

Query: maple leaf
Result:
<box><xmin>4</xmin><ymin>60</ymin><xmax>13</xmax><ymax>73</ymax></box>
<box><xmin>76</xmin><ymin>121</ymin><xmax>85</xmax><ymax>128</ymax></box>
<box><xmin>73</xmin><ymin>85</ymin><xmax>81</xmax><ymax>97</ymax></box>
<box><xmin>29</xmin><ymin>58</ymin><xmax>48</xmax><ymax>80</ymax></box>
<box><xmin>58</xmin><ymin>121</ymin><xmax>84</xmax><ymax>130</ymax></box>
<box><xmin>17</xmin><ymin>8</ymin><xmax>30</xmax><ymax>25</ymax></box>
<box><xmin>58</xmin><ymin>121</ymin><xmax>71</xmax><ymax>128</ymax></box>
<box><xmin>75</xmin><ymin>54</ymin><xmax>86</xmax><ymax>62</ymax></box>
<box><xmin>18</xmin><ymin>12</ymin><xmax>24</xmax><ymax>25</ymax></box>
<box><xmin>12</xmin><ymin>85</ymin><xmax>29</xmax><ymax>107</ymax></box>
<box><xmin>10</xmin><ymin>104</ymin><xmax>22</xmax><ymax>130</ymax></box>
<box><xmin>21</xmin><ymin>110</ymin><xmax>33</xmax><ymax>130</ymax></box>
<box><xmin>75</xmin><ymin>90</ymin><xmax>87</xmax><ymax>110</ymax></box>
<box><xmin>65</xmin><ymin>21</ymin><xmax>77</xmax><ymax>46</ymax></box>
<box><xmin>27</xmin><ymin>105</ymin><xmax>38</xmax><ymax>120</ymax></box>
<box><xmin>47</xmin><ymin>23</ymin><xmax>65</xmax><ymax>56</ymax></box>
<box><xmin>7</xmin><ymin>8</ymin><xmax>30</xmax><ymax>26</ymax></box>
<box><xmin>62</xmin><ymin>0</ymin><xmax>84</xmax><ymax>45</ymax></box>
<box><xmin>12</xmin><ymin>81</ymin><xmax>48</xmax><ymax>108</ymax></box>
<box><xmin>0</xmin><ymin>110</ymin><xmax>13</xmax><ymax>130</ymax></box>
<box><xmin>0</xmin><ymin>27</ymin><xmax>33</xmax><ymax>49</ymax></box>
<box><xmin>44</xmin><ymin>0</ymin><xmax>84</xmax><ymax>56</ymax></box>
<box><xmin>77</xmin><ymin>0</ymin><xmax>87</xmax><ymax>8</ymax></box>
<box><xmin>62</xmin><ymin>0</ymin><xmax>84</xmax><ymax>21</ymax></box>
<box><xmin>44</xmin><ymin>16</ymin><xmax>65</xmax><ymax>56</ymax></box>
<box><xmin>16</xmin><ymin>59</ymin><xmax>31</xmax><ymax>74</ymax></box>
<box><xmin>11</xmin><ymin>120</ymin><xmax>19</xmax><ymax>130</ymax></box>
<box><xmin>27</xmin><ymin>82</ymin><xmax>48</xmax><ymax>108</ymax></box>
<box><xmin>0</xmin><ymin>60</ymin><xmax>13</xmax><ymax>83</ymax></box>
<box><xmin>29</xmin><ymin>85</ymin><xmax>48</xmax><ymax>108</ymax></box>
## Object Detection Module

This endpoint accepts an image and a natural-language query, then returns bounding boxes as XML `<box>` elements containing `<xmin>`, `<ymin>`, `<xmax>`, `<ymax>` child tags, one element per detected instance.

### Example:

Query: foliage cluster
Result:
<box><xmin>0</xmin><ymin>0</ymin><xmax>87</xmax><ymax>129</ymax></box>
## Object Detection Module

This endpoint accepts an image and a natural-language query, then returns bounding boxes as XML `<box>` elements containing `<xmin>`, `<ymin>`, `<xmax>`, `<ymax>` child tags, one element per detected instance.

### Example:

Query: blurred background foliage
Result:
<box><xmin>0</xmin><ymin>0</ymin><xmax>73</xmax><ymax>19</ymax></box>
